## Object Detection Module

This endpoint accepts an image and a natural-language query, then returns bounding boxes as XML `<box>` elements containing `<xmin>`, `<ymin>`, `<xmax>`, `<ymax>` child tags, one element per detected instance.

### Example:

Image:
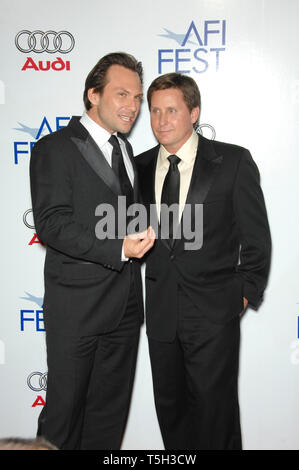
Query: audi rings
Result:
<box><xmin>15</xmin><ymin>30</ymin><xmax>75</xmax><ymax>54</ymax></box>
<box><xmin>197</xmin><ymin>123</ymin><xmax>216</xmax><ymax>140</ymax></box>
<box><xmin>27</xmin><ymin>372</ymin><xmax>48</xmax><ymax>391</ymax></box>
<box><xmin>23</xmin><ymin>208</ymin><xmax>35</xmax><ymax>230</ymax></box>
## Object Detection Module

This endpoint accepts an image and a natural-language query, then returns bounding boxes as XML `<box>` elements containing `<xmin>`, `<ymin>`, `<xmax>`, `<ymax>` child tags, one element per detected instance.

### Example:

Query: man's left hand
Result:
<box><xmin>240</xmin><ymin>297</ymin><xmax>248</xmax><ymax>317</ymax></box>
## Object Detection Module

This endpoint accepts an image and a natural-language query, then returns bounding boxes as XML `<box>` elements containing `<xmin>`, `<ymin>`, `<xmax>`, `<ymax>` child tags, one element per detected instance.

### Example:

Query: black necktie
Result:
<box><xmin>160</xmin><ymin>154</ymin><xmax>181</xmax><ymax>243</ymax></box>
<box><xmin>109</xmin><ymin>134</ymin><xmax>134</xmax><ymax>207</ymax></box>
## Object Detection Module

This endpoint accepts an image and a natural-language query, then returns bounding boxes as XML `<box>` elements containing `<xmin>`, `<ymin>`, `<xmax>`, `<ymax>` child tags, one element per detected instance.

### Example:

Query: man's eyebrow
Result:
<box><xmin>115</xmin><ymin>87</ymin><xmax>143</xmax><ymax>97</ymax></box>
<box><xmin>115</xmin><ymin>87</ymin><xmax>128</xmax><ymax>92</ymax></box>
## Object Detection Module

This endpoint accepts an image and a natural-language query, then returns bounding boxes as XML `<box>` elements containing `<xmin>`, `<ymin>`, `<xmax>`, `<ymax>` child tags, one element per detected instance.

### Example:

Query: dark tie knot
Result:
<box><xmin>167</xmin><ymin>154</ymin><xmax>181</xmax><ymax>167</ymax></box>
<box><xmin>109</xmin><ymin>134</ymin><xmax>120</xmax><ymax>149</ymax></box>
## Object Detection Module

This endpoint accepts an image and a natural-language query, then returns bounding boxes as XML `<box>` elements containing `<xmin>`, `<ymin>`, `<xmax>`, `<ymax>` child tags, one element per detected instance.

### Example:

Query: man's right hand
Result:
<box><xmin>123</xmin><ymin>226</ymin><xmax>156</xmax><ymax>259</ymax></box>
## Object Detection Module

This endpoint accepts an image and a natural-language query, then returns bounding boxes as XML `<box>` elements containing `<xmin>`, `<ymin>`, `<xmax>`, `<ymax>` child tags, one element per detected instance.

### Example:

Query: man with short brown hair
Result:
<box><xmin>30</xmin><ymin>52</ymin><xmax>154</xmax><ymax>450</ymax></box>
<box><xmin>136</xmin><ymin>72</ymin><xmax>271</xmax><ymax>450</ymax></box>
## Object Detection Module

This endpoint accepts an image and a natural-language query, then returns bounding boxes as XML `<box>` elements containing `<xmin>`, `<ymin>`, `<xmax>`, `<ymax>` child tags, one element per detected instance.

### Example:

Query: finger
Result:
<box><xmin>147</xmin><ymin>226</ymin><xmax>156</xmax><ymax>240</ymax></box>
<box><xmin>134</xmin><ymin>236</ymin><xmax>155</xmax><ymax>257</ymax></box>
<box><xmin>127</xmin><ymin>226</ymin><xmax>155</xmax><ymax>241</ymax></box>
<box><xmin>137</xmin><ymin>237</ymin><xmax>153</xmax><ymax>252</ymax></box>
<box><xmin>127</xmin><ymin>229</ymin><xmax>148</xmax><ymax>241</ymax></box>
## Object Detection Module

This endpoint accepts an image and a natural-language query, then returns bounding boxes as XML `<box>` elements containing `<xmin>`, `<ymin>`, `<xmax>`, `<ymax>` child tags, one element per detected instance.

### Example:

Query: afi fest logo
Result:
<box><xmin>157</xmin><ymin>20</ymin><xmax>227</xmax><ymax>74</ymax></box>
<box><xmin>15</xmin><ymin>30</ymin><xmax>75</xmax><ymax>72</ymax></box>
<box><xmin>13</xmin><ymin>116</ymin><xmax>70</xmax><ymax>164</ymax></box>
<box><xmin>19</xmin><ymin>292</ymin><xmax>44</xmax><ymax>332</ymax></box>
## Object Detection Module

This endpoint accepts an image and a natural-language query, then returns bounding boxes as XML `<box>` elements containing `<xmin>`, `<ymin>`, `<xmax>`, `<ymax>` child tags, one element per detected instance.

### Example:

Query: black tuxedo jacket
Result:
<box><xmin>136</xmin><ymin>134</ymin><xmax>271</xmax><ymax>341</ymax></box>
<box><xmin>30</xmin><ymin>116</ymin><xmax>144</xmax><ymax>337</ymax></box>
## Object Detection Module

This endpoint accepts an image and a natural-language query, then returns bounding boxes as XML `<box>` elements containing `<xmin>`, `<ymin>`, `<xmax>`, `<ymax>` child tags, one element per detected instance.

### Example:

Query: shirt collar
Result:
<box><xmin>80</xmin><ymin>111</ymin><xmax>113</xmax><ymax>148</ymax></box>
<box><xmin>159</xmin><ymin>130</ymin><xmax>198</xmax><ymax>167</ymax></box>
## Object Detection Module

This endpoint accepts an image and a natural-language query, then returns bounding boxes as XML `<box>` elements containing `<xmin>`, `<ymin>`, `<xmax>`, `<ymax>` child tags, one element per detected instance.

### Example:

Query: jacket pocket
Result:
<box><xmin>61</xmin><ymin>261</ymin><xmax>111</xmax><ymax>281</ymax></box>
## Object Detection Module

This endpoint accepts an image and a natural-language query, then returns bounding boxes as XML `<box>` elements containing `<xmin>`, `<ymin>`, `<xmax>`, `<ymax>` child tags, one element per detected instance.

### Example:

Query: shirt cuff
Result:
<box><xmin>121</xmin><ymin>243</ymin><xmax>129</xmax><ymax>262</ymax></box>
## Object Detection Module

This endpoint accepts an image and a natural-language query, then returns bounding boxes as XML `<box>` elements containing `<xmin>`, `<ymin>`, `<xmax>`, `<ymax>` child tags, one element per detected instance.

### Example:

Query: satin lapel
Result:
<box><xmin>119</xmin><ymin>133</ymin><xmax>139</xmax><ymax>203</ymax></box>
<box><xmin>143</xmin><ymin>155</ymin><xmax>157</xmax><ymax>207</ymax></box>
<box><xmin>186</xmin><ymin>135</ymin><xmax>223</xmax><ymax>206</ymax></box>
<box><xmin>71</xmin><ymin>134</ymin><xmax>121</xmax><ymax>195</ymax></box>
<box><xmin>140</xmin><ymin>148</ymin><xmax>161</xmax><ymax>242</ymax></box>
<box><xmin>173</xmin><ymin>135</ymin><xmax>223</xmax><ymax>249</ymax></box>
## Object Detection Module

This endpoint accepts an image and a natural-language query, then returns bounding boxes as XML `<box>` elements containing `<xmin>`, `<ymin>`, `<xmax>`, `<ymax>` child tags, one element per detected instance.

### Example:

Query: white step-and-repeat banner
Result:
<box><xmin>0</xmin><ymin>0</ymin><xmax>298</xmax><ymax>450</ymax></box>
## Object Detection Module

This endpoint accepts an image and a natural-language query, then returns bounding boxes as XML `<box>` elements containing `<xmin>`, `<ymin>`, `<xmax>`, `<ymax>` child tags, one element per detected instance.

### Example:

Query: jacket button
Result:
<box><xmin>170</xmin><ymin>254</ymin><xmax>175</xmax><ymax>261</ymax></box>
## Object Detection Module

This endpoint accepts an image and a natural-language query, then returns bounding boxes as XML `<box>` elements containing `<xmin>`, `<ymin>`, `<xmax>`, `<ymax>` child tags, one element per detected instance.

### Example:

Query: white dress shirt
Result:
<box><xmin>155</xmin><ymin>130</ymin><xmax>199</xmax><ymax>220</ymax></box>
<box><xmin>80</xmin><ymin>112</ymin><xmax>133</xmax><ymax>261</ymax></box>
<box><xmin>80</xmin><ymin>112</ymin><xmax>134</xmax><ymax>186</ymax></box>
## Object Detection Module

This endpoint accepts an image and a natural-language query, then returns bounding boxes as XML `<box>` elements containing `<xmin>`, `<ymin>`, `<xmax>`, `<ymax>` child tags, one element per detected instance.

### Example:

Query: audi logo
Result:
<box><xmin>27</xmin><ymin>372</ymin><xmax>47</xmax><ymax>391</ymax></box>
<box><xmin>197</xmin><ymin>123</ymin><xmax>216</xmax><ymax>140</ymax></box>
<box><xmin>23</xmin><ymin>208</ymin><xmax>35</xmax><ymax>230</ymax></box>
<box><xmin>15</xmin><ymin>30</ymin><xmax>75</xmax><ymax>54</ymax></box>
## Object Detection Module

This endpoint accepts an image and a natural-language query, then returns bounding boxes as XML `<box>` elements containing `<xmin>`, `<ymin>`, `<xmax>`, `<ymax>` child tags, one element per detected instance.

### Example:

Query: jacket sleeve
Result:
<box><xmin>233</xmin><ymin>149</ymin><xmax>271</xmax><ymax>308</ymax></box>
<box><xmin>30</xmin><ymin>135</ymin><xmax>124</xmax><ymax>271</ymax></box>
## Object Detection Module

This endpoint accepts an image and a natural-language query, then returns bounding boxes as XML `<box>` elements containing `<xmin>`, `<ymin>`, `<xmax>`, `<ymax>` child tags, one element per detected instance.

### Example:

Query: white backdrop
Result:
<box><xmin>0</xmin><ymin>0</ymin><xmax>298</xmax><ymax>450</ymax></box>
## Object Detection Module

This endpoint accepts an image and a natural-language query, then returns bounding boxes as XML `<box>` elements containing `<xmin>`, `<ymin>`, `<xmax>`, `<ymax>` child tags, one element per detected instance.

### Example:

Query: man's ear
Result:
<box><xmin>87</xmin><ymin>87</ymin><xmax>100</xmax><ymax>107</ymax></box>
<box><xmin>191</xmin><ymin>106</ymin><xmax>200</xmax><ymax>125</ymax></box>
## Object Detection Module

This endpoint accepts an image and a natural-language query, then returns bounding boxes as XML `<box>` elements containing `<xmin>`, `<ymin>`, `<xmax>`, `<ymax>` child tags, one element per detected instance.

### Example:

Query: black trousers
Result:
<box><xmin>148</xmin><ymin>287</ymin><xmax>242</xmax><ymax>450</ymax></box>
<box><xmin>37</xmin><ymin>274</ymin><xmax>140</xmax><ymax>450</ymax></box>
